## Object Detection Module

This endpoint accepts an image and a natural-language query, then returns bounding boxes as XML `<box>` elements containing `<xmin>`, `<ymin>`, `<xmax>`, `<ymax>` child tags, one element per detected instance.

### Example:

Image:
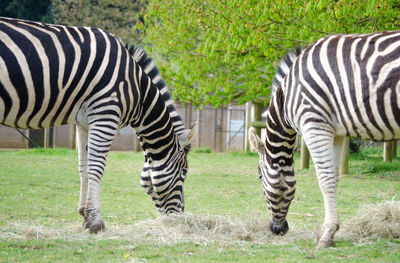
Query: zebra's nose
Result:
<box><xmin>176</xmin><ymin>202</ymin><xmax>184</xmax><ymax>212</ymax></box>
<box><xmin>270</xmin><ymin>220</ymin><xmax>289</xmax><ymax>235</ymax></box>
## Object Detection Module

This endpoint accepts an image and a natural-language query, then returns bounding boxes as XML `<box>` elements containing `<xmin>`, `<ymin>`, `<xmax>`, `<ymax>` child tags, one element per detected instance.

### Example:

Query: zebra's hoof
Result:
<box><xmin>83</xmin><ymin>220</ymin><xmax>91</xmax><ymax>229</ymax></box>
<box><xmin>89</xmin><ymin>221</ymin><xmax>105</xmax><ymax>234</ymax></box>
<box><xmin>315</xmin><ymin>225</ymin><xmax>338</xmax><ymax>248</ymax></box>
<box><xmin>317</xmin><ymin>238</ymin><xmax>335</xmax><ymax>249</ymax></box>
<box><xmin>270</xmin><ymin>220</ymin><xmax>289</xmax><ymax>235</ymax></box>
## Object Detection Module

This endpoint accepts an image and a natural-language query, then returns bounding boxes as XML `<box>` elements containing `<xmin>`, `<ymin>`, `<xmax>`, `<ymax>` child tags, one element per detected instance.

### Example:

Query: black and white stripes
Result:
<box><xmin>0</xmin><ymin>16</ymin><xmax>196</xmax><ymax>233</ymax></box>
<box><xmin>250</xmin><ymin>31</ymin><xmax>400</xmax><ymax>248</ymax></box>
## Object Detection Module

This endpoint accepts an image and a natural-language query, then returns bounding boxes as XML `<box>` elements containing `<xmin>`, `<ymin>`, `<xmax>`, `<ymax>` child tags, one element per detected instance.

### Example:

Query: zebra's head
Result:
<box><xmin>140</xmin><ymin>124</ymin><xmax>197</xmax><ymax>215</ymax></box>
<box><xmin>248</xmin><ymin>127</ymin><xmax>296</xmax><ymax>236</ymax></box>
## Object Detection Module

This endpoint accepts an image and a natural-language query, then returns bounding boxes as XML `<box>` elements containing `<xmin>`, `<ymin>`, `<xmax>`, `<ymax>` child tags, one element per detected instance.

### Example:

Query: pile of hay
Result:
<box><xmin>129</xmin><ymin>213</ymin><xmax>270</xmax><ymax>244</ymax></box>
<box><xmin>0</xmin><ymin>212</ymin><xmax>310</xmax><ymax>245</ymax></box>
<box><xmin>339</xmin><ymin>200</ymin><xmax>400</xmax><ymax>241</ymax></box>
<box><xmin>1</xmin><ymin>201</ymin><xmax>398</xmax><ymax>245</ymax></box>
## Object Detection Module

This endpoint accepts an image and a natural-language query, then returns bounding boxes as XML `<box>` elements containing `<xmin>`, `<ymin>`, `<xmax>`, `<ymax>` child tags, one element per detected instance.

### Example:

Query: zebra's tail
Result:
<box><xmin>126</xmin><ymin>44</ymin><xmax>186</xmax><ymax>135</ymax></box>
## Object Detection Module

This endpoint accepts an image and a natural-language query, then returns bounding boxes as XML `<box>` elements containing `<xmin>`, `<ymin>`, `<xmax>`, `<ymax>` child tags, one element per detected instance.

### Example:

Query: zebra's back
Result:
<box><xmin>0</xmin><ymin>17</ymin><xmax>129</xmax><ymax>129</ymax></box>
<box><xmin>284</xmin><ymin>31</ymin><xmax>400</xmax><ymax>141</ymax></box>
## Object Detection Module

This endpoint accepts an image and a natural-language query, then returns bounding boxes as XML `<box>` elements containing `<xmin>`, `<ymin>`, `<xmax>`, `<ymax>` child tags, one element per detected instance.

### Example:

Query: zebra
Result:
<box><xmin>0</xmin><ymin>16</ymin><xmax>196</xmax><ymax>233</ymax></box>
<box><xmin>249</xmin><ymin>31</ymin><xmax>400</xmax><ymax>248</ymax></box>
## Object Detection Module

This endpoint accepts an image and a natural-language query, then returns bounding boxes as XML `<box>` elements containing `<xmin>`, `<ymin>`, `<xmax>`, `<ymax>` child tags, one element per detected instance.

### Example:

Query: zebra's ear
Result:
<box><xmin>179</xmin><ymin>122</ymin><xmax>197</xmax><ymax>147</ymax></box>
<box><xmin>248</xmin><ymin>127</ymin><xmax>264</xmax><ymax>154</ymax></box>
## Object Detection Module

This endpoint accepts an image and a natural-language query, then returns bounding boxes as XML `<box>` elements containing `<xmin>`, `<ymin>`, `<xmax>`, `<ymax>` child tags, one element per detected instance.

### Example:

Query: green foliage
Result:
<box><xmin>52</xmin><ymin>0</ymin><xmax>147</xmax><ymax>44</ymax></box>
<box><xmin>140</xmin><ymin>0</ymin><xmax>400</xmax><ymax>107</ymax></box>
<box><xmin>0</xmin><ymin>0</ymin><xmax>53</xmax><ymax>23</ymax></box>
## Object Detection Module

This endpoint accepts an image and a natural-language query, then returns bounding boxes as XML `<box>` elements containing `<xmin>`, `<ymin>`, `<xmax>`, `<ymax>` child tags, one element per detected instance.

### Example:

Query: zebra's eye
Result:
<box><xmin>182</xmin><ymin>168</ymin><xmax>188</xmax><ymax>177</ymax></box>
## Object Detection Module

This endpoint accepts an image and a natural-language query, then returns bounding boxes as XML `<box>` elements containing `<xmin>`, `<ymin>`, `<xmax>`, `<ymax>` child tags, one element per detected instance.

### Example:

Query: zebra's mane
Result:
<box><xmin>126</xmin><ymin>44</ymin><xmax>186</xmax><ymax>136</ymax></box>
<box><xmin>270</xmin><ymin>47</ymin><xmax>302</xmax><ymax>100</ymax></box>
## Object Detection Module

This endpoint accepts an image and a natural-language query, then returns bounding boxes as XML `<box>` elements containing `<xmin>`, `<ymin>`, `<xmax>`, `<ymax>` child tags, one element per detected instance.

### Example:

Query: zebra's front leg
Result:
<box><xmin>303</xmin><ymin>131</ymin><xmax>340</xmax><ymax>248</ymax></box>
<box><xmin>140</xmin><ymin>172</ymin><xmax>158</xmax><ymax>207</ymax></box>
<box><xmin>84</xmin><ymin>120</ymin><xmax>119</xmax><ymax>233</ymax></box>
<box><xmin>76</xmin><ymin>125</ymin><xmax>91</xmax><ymax>228</ymax></box>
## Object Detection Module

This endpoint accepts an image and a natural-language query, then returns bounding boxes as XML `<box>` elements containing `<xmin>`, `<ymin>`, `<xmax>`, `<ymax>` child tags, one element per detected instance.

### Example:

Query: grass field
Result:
<box><xmin>0</xmin><ymin>147</ymin><xmax>399</xmax><ymax>262</ymax></box>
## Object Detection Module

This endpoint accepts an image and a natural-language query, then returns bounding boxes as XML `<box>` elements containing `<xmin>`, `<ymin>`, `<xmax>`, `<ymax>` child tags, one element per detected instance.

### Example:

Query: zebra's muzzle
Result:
<box><xmin>270</xmin><ymin>220</ymin><xmax>289</xmax><ymax>235</ymax></box>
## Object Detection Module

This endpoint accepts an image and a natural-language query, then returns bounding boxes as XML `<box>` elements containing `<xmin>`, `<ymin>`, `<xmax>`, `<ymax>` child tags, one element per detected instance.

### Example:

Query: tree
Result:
<box><xmin>52</xmin><ymin>0</ymin><xmax>147</xmax><ymax>44</ymax></box>
<box><xmin>140</xmin><ymin>0</ymin><xmax>400</xmax><ymax>107</ymax></box>
<box><xmin>0</xmin><ymin>0</ymin><xmax>53</xmax><ymax>23</ymax></box>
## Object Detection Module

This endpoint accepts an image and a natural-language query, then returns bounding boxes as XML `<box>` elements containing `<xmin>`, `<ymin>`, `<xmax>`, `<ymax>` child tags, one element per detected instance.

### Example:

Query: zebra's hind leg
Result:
<box><xmin>302</xmin><ymin>129</ymin><xmax>341</xmax><ymax>248</ymax></box>
<box><xmin>76</xmin><ymin>125</ymin><xmax>91</xmax><ymax>228</ymax></box>
<box><xmin>84</xmin><ymin>119</ymin><xmax>119</xmax><ymax>233</ymax></box>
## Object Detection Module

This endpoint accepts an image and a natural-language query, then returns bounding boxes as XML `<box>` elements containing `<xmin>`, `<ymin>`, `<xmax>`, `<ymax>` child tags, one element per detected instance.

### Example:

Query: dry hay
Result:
<box><xmin>126</xmin><ymin>212</ymin><xmax>310</xmax><ymax>245</ymax></box>
<box><xmin>1</xmin><ymin>201</ymin><xmax>398</xmax><ymax>245</ymax></box>
<box><xmin>0</xmin><ymin>212</ymin><xmax>310</xmax><ymax>245</ymax></box>
<box><xmin>338</xmin><ymin>200</ymin><xmax>400</xmax><ymax>242</ymax></box>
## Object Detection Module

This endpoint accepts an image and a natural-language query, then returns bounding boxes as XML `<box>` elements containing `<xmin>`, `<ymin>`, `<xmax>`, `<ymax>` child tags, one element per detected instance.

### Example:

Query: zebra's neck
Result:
<box><xmin>265</xmin><ymin>87</ymin><xmax>297</xmax><ymax>171</ymax></box>
<box><xmin>130</xmin><ymin>73</ymin><xmax>178</xmax><ymax>162</ymax></box>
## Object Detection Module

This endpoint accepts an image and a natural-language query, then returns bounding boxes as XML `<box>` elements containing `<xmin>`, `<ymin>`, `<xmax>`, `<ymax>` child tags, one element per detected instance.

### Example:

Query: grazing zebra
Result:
<box><xmin>0</xmin><ymin>16</ymin><xmax>196</xmax><ymax>233</ymax></box>
<box><xmin>249</xmin><ymin>31</ymin><xmax>400</xmax><ymax>248</ymax></box>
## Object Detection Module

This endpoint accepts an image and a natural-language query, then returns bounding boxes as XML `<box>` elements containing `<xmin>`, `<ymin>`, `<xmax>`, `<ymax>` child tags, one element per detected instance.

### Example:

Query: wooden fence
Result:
<box><xmin>0</xmin><ymin>104</ymin><xmax>247</xmax><ymax>152</ymax></box>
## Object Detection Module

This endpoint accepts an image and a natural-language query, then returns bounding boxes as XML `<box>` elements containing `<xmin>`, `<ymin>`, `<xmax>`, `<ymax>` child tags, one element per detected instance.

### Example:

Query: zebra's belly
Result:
<box><xmin>0</xmin><ymin>89</ymin><xmax>81</xmax><ymax>129</ymax></box>
<box><xmin>0</xmin><ymin>112</ymin><xmax>71</xmax><ymax>129</ymax></box>
<box><xmin>336</xmin><ymin>118</ymin><xmax>400</xmax><ymax>141</ymax></box>
<box><xmin>331</xmin><ymin>83</ymin><xmax>400</xmax><ymax>141</ymax></box>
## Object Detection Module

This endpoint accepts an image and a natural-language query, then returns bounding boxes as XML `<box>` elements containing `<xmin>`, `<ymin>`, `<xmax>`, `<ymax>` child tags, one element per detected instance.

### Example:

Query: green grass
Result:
<box><xmin>0</xmin><ymin>147</ymin><xmax>399</xmax><ymax>262</ymax></box>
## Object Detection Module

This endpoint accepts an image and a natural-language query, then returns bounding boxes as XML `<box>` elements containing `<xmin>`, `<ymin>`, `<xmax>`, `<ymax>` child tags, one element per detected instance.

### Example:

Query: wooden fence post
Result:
<box><xmin>253</xmin><ymin>102</ymin><xmax>263</xmax><ymax>137</ymax></box>
<box><xmin>300</xmin><ymin>138</ymin><xmax>310</xmax><ymax>169</ymax></box>
<box><xmin>383</xmin><ymin>141</ymin><xmax>395</xmax><ymax>162</ymax></box>
<box><xmin>339</xmin><ymin>137</ymin><xmax>349</xmax><ymax>175</ymax></box>
<box><xmin>244</xmin><ymin>102</ymin><xmax>252</xmax><ymax>152</ymax></box>
<box><xmin>69</xmin><ymin>125</ymin><xmax>76</xmax><ymax>150</ymax></box>
<box><xmin>44</xmin><ymin>128</ymin><xmax>49</xmax><ymax>149</ymax></box>
<box><xmin>218</xmin><ymin>107</ymin><xmax>224</xmax><ymax>151</ymax></box>
<box><xmin>196</xmin><ymin>109</ymin><xmax>201</xmax><ymax>148</ymax></box>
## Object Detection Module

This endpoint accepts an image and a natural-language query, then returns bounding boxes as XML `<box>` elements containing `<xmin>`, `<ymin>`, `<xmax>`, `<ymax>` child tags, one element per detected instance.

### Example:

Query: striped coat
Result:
<box><xmin>0</xmin><ymin>17</ymin><xmax>196</xmax><ymax>233</ymax></box>
<box><xmin>249</xmin><ymin>31</ymin><xmax>400</xmax><ymax>248</ymax></box>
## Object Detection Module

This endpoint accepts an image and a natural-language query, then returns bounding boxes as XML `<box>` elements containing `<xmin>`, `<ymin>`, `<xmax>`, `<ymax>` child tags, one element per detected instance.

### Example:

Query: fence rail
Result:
<box><xmin>0</xmin><ymin>104</ymin><xmax>247</xmax><ymax>152</ymax></box>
